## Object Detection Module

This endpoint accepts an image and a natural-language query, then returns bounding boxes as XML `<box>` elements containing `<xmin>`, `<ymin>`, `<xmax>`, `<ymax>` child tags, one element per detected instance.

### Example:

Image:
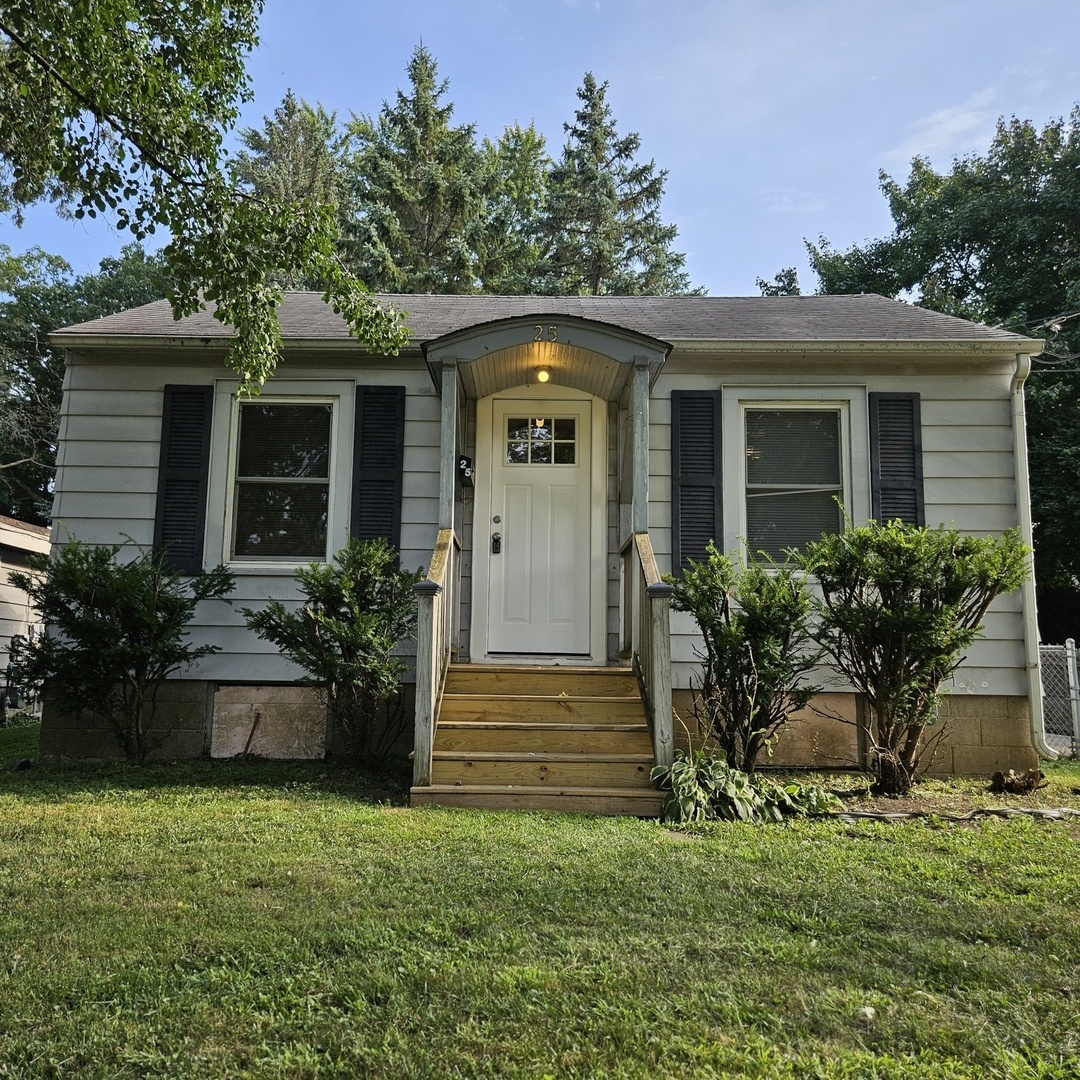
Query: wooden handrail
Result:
<box><xmin>622</xmin><ymin>531</ymin><xmax>674</xmax><ymax>770</ymax></box>
<box><xmin>634</xmin><ymin>531</ymin><xmax>663</xmax><ymax>587</ymax></box>
<box><xmin>427</xmin><ymin>527</ymin><xmax>453</xmax><ymax>588</ymax></box>
<box><xmin>413</xmin><ymin>528</ymin><xmax>459</xmax><ymax>788</ymax></box>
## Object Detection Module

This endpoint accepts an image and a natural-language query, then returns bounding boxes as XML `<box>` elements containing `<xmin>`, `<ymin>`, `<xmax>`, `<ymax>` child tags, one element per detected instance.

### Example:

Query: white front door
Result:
<box><xmin>476</xmin><ymin>394</ymin><xmax>602</xmax><ymax>657</ymax></box>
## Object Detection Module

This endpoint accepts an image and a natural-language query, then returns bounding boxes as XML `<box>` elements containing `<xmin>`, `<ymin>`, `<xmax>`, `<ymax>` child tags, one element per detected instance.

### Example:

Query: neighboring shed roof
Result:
<box><xmin>51</xmin><ymin>292</ymin><xmax>1041</xmax><ymax>349</ymax></box>
<box><xmin>0</xmin><ymin>516</ymin><xmax>50</xmax><ymax>556</ymax></box>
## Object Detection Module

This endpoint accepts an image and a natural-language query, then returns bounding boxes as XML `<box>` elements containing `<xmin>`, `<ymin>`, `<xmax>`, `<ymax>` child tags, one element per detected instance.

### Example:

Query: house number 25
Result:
<box><xmin>534</xmin><ymin>324</ymin><xmax>558</xmax><ymax>342</ymax></box>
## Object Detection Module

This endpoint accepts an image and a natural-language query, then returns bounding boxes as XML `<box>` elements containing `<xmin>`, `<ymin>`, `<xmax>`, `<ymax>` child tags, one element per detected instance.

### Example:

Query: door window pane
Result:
<box><xmin>506</xmin><ymin>416</ymin><xmax>576</xmax><ymax>464</ymax></box>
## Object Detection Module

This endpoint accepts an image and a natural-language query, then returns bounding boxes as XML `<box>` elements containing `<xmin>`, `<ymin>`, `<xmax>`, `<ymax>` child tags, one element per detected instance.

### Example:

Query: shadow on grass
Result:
<box><xmin>0</xmin><ymin>723</ymin><xmax>411</xmax><ymax>806</ymax></box>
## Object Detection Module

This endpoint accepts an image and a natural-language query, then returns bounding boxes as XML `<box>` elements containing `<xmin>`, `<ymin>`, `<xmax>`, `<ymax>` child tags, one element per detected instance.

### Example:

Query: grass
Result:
<box><xmin>1</xmin><ymin>725</ymin><xmax>1079</xmax><ymax>1078</ymax></box>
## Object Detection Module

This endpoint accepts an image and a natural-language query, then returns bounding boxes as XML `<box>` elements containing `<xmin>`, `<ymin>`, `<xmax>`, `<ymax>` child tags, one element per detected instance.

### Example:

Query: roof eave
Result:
<box><xmin>50</xmin><ymin>333</ymin><xmax>1044</xmax><ymax>356</ymax></box>
<box><xmin>667</xmin><ymin>337</ymin><xmax>1045</xmax><ymax>354</ymax></box>
<box><xmin>50</xmin><ymin>333</ymin><xmax>428</xmax><ymax>356</ymax></box>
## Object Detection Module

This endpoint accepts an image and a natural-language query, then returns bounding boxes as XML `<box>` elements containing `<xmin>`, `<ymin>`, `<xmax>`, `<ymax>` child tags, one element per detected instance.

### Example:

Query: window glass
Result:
<box><xmin>745</xmin><ymin>408</ymin><xmax>843</xmax><ymax>557</ymax></box>
<box><xmin>506</xmin><ymin>416</ymin><xmax>576</xmax><ymax>465</ymax></box>
<box><xmin>233</xmin><ymin>402</ymin><xmax>332</xmax><ymax>558</ymax></box>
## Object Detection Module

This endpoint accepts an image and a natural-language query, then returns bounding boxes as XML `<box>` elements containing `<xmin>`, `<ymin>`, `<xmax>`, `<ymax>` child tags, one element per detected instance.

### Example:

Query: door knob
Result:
<box><xmin>491</xmin><ymin>532</ymin><xmax>502</xmax><ymax>554</ymax></box>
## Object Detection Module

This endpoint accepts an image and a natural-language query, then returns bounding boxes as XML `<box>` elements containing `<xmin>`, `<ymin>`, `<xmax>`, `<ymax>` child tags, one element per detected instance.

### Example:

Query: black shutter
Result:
<box><xmin>869</xmin><ymin>391</ymin><xmax>924</xmax><ymax>526</ymax></box>
<box><xmin>352</xmin><ymin>385</ymin><xmax>406</xmax><ymax>548</ymax></box>
<box><xmin>671</xmin><ymin>389</ymin><xmax>722</xmax><ymax>572</ymax></box>
<box><xmin>153</xmin><ymin>385</ymin><xmax>213</xmax><ymax>573</ymax></box>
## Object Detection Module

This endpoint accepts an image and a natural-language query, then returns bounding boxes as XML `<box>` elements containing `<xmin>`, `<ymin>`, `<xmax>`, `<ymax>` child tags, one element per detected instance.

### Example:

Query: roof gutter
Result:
<box><xmin>1012</xmin><ymin>352</ymin><xmax>1056</xmax><ymax>760</ymax></box>
<box><xmin>49</xmin><ymin>333</ymin><xmax>427</xmax><ymax>356</ymax></box>
<box><xmin>667</xmin><ymin>338</ymin><xmax>1043</xmax><ymax>354</ymax></box>
<box><xmin>49</xmin><ymin>334</ymin><xmax>1039</xmax><ymax>356</ymax></box>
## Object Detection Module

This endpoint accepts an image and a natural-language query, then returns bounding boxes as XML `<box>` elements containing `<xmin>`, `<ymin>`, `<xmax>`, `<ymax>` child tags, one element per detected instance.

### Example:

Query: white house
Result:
<box><xmin>1</xmin><ymin>515</ymin><xmax>50</xmax><ymax>706</ymax></box>
<box><xmin>44</xmin><ymin>293</ymin><xmax>1049</xmax><ymax>810</ymax></box>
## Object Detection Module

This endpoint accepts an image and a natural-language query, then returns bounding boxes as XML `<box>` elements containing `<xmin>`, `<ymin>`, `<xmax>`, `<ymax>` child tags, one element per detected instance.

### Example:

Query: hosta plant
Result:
<box><xmin>651</xmin><ymin>748</ymin><xmax>843</xmax><ymax>824</ymax></box>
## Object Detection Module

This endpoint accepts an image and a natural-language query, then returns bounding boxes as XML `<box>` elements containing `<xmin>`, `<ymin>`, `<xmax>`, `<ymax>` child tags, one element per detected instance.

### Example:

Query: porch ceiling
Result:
<box><xmin>459</xmin><ymin>339</ymin><xmax>626</xmax><ymax>399</ymax></box>
<box><xmin>422</xmin><ymin>314</ymin><xmax>670</xmax><ymax>402</ymax></box>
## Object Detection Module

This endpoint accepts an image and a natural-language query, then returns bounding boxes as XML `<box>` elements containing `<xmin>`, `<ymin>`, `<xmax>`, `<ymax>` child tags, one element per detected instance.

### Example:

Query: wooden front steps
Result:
<box><xmin>410</xmin><ymin>664</ymin><xmax>663</xmax><ymax>816</ymax></box>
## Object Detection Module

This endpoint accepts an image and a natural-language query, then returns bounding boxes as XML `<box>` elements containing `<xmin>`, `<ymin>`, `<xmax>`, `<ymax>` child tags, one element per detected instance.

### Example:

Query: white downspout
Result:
<box><xmin>1012</xmin><ymin>353</ymin><xmax>1057</xmax><ymax>759</ymax></box>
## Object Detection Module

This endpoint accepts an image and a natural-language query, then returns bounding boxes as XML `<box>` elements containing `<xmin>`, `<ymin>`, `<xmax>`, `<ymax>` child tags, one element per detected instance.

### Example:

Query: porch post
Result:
<box><xmin>632</xmin><ymin>356</ymin><xmax>650</xmax><ymax>535</ymax></box>
<box><xmin>439</xmin><ymin>359</ymin><xmax>459</xmax><ymax>530</ymax></box>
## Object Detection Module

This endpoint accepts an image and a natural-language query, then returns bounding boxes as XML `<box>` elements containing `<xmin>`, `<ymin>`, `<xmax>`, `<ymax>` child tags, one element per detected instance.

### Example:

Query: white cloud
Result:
<box><xmin>763</xmin><ymin>189</ymin><xmax>825</xmax><ymax>216</ymax></box>
<box><xmin>882</xmin><ymin>88</ymin><xmax>1000</xmax><ymax>168</ymax></box>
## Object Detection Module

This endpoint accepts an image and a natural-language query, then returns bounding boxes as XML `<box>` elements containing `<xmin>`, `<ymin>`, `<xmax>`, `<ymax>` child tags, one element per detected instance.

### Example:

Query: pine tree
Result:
<box><xmin>475</xmin><ymin>123</ymin><xmax>550</xmax><ymax>294</ymax></box>
<box><xmin>340</xmin><ymin>46</ymin><xmax>489</xmax><ymax>294</ymax></box>
<box><xmin>234</xmin><ymin>91</ymin><xmax>351</xmax><ymax>289</ymax></box>
<box><xmin>540</xmin><ymin>74</ymin><xmax>698</xmax><ymax>296</ymax></box>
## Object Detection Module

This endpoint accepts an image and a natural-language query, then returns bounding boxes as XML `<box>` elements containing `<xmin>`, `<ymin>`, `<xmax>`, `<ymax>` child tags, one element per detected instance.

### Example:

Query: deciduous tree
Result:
<box><xmin>0</xmin><ymin>243</ymin><xmax>170</xmax><ymax>522</ymax></box>
<box><xmin>0</xmin><ymin>1</ymin><xmax>406</xmax><ymax>391</ymax></box>
<box><xmin>765</xmin><ymin>112</ymin><xmax>1080</xmax><ymax>602</ymax></box>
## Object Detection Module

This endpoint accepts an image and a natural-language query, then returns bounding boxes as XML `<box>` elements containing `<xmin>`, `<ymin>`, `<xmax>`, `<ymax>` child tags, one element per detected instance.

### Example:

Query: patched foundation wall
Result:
<box><xmin>670</xmin><ymin>689</ymin><xmax>1038</xmax><ymax>776</ymax></box>
<box><xmin>926</xmin><ymin>695</ymin><xmax>1038</xmax><ymax>775</ymax></box>
<box><xmin>39</xmin><ymin>680</ymin><xmax>212</xmax><ymax>760</ymax></box>
<box><xmin>671</xmin><ymin>689</ymin><xmax>859</xmax><ymax>768</ymax></box>
<box><xmin>210</xmin><ymin>685</ymin><xmax>327</xmax><ymax>759</ymax></box>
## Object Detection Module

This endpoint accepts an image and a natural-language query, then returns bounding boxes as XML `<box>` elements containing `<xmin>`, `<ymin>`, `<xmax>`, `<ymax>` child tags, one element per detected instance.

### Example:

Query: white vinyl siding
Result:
<box><xmin>54</xmin><ymin>354</ymin><xmax>438</xmax><ymax>683</ymax></box>
<box><xmin>650</xmin><ymin>359</ymin><xmax>1027</xmax><ymax>698</ymax></box>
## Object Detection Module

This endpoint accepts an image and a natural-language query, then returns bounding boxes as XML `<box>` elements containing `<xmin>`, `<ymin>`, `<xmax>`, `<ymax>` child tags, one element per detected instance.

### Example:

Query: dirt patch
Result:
<box><xmin>826</xmin><ymin>765</ymin><xmax>1080</xmax><ymax>819</ymax></box>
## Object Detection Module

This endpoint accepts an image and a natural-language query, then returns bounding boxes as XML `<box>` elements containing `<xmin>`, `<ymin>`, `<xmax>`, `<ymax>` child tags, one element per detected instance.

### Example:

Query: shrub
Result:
<box><xmin>668</xmin><ymin>542</ymin><xmax>820</xmax><ymax>772</ymax></box>
<box><xmin>651</xmin><ymin>749</ymin><xmax>843</xmax><ymax>823</ymax></box>
<box><xmin>0</xmin><ymin>709</ymin><xmax>38</xmax><ymax>729</ymax></box>
<box><xmin>9</xmin><ymin>540</ymin><xmax>235</xmax><ymax>761</ymax></box>
<box><xmin>799</xmin><ymin>521</ymin><xmax>1029</xmax><ymax>796</ymax></box>
<box><xmin>242</xmin><ymin>537</ymin><xmax>421</xmax><ymax>765</ymax></box>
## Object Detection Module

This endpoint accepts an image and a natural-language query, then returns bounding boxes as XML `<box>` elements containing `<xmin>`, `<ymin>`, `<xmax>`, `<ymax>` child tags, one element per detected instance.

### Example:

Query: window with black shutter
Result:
<box><xmin>869</xmin><ymin>392</ymin><xmax>924</xmax><ymax>526</ymax></box>
<box><xmin>671</xmin><ymin>389</ymin><xmax>722</xmax><ymax>572</ymax></box>
<box><xmin>154</xmin><ymin>385</ymin><xmax>213</xmax><ymax>573</ymax></box>
<box><xmin>352</xmin><ymin>385</ymin><xmax>406</xmax><ymax>549</ymax></box>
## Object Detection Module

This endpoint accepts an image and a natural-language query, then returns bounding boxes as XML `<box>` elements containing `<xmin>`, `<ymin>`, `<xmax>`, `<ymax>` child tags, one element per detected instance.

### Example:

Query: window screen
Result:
<box><xmin>745</xmin><ymin>408</ymin><xmax>843</xmax><ymax>558</ymax></box>
<box><xmin>232</xmin><ymin>402</ymin><xmax>332</xmax><ymax>559</ymax></box>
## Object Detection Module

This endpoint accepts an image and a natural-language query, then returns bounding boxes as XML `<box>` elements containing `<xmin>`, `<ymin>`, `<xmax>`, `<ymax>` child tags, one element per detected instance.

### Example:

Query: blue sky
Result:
<box><xmin>5</xmin><ymin>0</ymin><xmax>1079</xmax><ymax>295</ymax></box>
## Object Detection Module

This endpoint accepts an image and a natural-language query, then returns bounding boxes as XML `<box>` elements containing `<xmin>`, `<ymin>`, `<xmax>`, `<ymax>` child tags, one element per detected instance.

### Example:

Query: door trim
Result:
<box><xmin>471</xmin><ymin>386</ymin><xmax>607</xmax><ymax>664</ymax></box>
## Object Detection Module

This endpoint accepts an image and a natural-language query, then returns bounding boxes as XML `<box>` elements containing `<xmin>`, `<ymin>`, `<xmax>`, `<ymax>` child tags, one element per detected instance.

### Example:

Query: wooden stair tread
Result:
<box><xmin>438</xmin><ymin>720</ymin><xmax>648</xmax><ymax>731</ymax></box>
<box><xmin>432</xmin><ymin>750</ymin><xmax>654</xmax><ymax>763</ymax></box>
<box><xmin>443</xmin><ymin>693</ymin><xmax>640</xmax><ymax>703</ymax></box>
<box><xmin>450</xmin><ymin>664</ymin><xmax>633</xmax><ymax>675</ymax></box>
<box><xmin>425</xmin><ymin>664</ymin><xmax>656</xmax><ymax>815</ymax></box>
<box><xmin>413</xmin><ymin>783</ymin><xmax>661</xmax><ymax>798</ymax></box>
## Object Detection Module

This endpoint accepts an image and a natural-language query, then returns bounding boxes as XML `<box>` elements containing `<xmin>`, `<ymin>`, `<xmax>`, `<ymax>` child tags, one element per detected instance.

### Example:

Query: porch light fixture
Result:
<box><xmin>535</xmin><ymin>367</ymin><xmax>551</xmax><ymax>383</ymax></box>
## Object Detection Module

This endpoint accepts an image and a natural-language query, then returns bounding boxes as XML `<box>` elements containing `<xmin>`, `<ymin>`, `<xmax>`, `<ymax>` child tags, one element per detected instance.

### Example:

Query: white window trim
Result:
<box><xmin>207</xmin><ymin>379</ymin><xmax>355</xmax><ymax>573</ymax></box>
<box><xmin>721</xmin><ymin>387</ymin><xmax>869</xmax><ymax>558</ymax></box>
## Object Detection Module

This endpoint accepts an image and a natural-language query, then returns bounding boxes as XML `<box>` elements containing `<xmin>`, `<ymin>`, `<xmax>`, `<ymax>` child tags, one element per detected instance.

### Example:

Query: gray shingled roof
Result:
<box><xmin>51</xmin><ymin>291</ymin><xmax>1038</xmax><ymax>346</ymax></box>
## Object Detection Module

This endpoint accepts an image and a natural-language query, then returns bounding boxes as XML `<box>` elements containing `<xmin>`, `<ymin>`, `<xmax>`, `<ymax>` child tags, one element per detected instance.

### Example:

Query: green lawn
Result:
<box><xmin>2</xmin><ymin>725</ymin><xmax>1079</xmax><ymax>1079</ymax></box>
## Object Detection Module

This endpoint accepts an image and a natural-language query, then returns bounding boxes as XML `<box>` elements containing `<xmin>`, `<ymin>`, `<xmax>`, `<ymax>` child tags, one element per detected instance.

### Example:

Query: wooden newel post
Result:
<box><xmin>646</xmin><ymin>580</ymin><xmax>674</xmax><ymax>769</ymax></box>
<box><xmin>413</xmin><ymin>578</ymin><xmax>442</xmax><ymax>787</ymax></box>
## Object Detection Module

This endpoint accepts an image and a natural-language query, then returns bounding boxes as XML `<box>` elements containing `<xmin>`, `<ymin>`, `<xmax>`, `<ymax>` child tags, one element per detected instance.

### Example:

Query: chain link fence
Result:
<box><xmin>1040</xmin><ymin>641</ymin><xmax>1080</xmax><ymax>757</ymax></box>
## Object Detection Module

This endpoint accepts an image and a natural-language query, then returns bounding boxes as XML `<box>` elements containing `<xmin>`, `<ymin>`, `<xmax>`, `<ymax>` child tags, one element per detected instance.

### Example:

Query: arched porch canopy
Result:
<box><xmin>421</xmin><ymin>314</ymin><xmax>671</xmax><ymax>402</ymax></box>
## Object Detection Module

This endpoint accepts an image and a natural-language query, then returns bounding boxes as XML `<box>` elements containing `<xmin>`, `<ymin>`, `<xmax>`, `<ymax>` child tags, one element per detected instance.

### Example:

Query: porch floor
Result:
<box><xmin>410</xmin><ymin>664</ymin><xmax>664</xmax><ymax>816</ymax></box>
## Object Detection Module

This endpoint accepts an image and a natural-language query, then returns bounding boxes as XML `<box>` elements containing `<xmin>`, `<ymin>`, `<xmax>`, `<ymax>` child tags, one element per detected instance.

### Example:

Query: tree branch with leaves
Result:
<box><xmin>0</xmin><ymin>1</ymin><xmax>407</xmax><ymax>392</ymax></box>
